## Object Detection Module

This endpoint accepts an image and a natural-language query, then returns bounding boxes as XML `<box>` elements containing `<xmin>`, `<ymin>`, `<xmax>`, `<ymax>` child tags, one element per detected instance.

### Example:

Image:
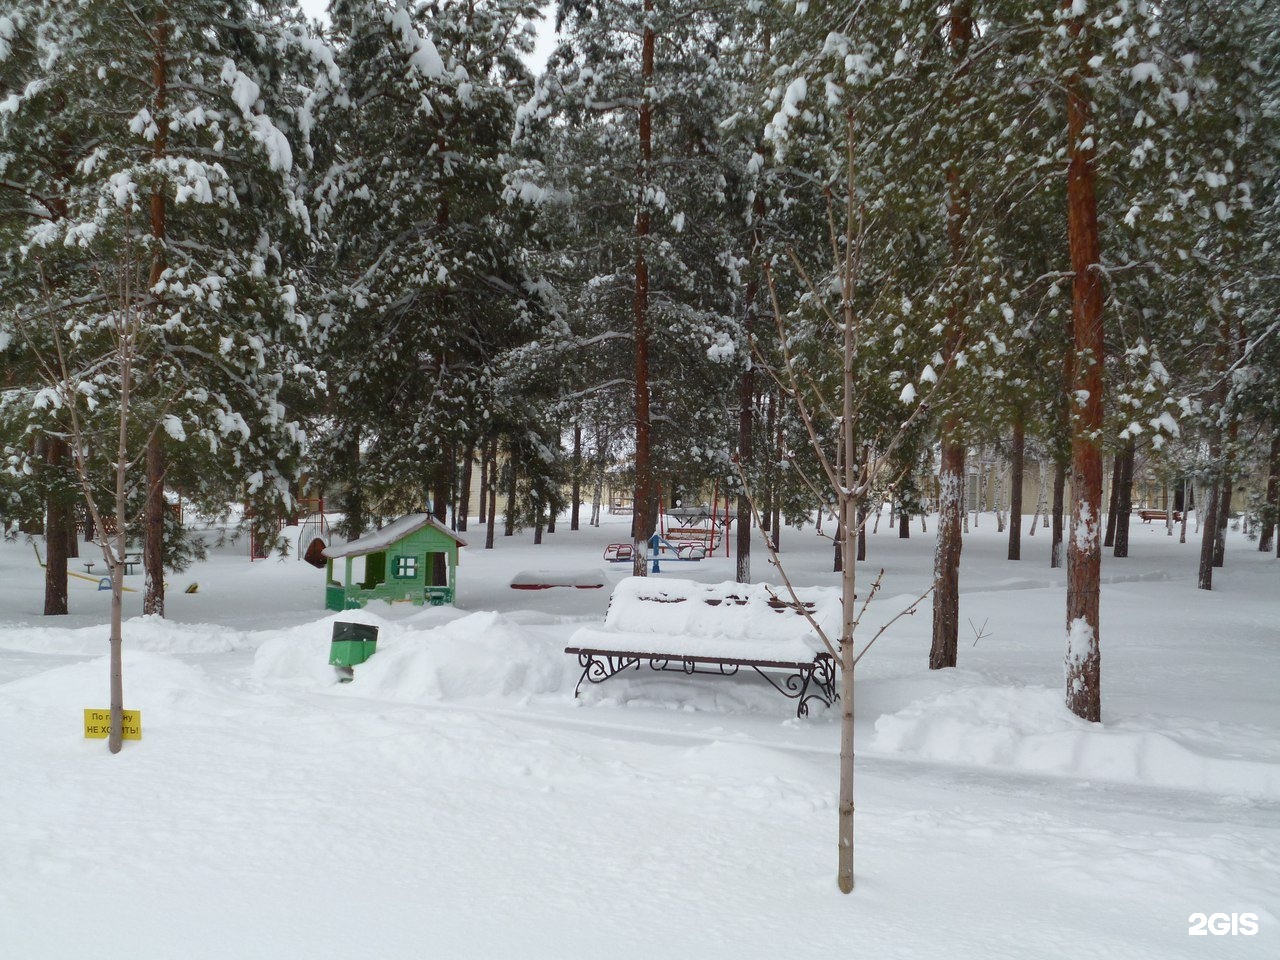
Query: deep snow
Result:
<box><xmin>1</xmin><ymin>510</ymin><xmax>1277</xmax><ymax>958</ymax></box>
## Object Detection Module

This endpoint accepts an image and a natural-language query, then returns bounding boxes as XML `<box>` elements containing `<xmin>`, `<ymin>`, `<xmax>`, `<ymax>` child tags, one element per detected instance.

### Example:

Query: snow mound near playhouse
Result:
<box><xmin>871</xmin><ymin>684</ymin><xmax>1280</xmax><ymax>799</ymax></box>
<box><xmin>253</xmin><ymin>610</ymin><xmax>566</xmax><ymax>702</ymax></box>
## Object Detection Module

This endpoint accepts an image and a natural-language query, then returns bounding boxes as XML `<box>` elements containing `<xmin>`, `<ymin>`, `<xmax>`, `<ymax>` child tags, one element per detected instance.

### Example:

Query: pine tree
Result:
<box><xmin>0</xmin><ymin>1</ymin><xmax>322</xmax><ymax>617</ymax></box>
<box><xmin>310</xmin><ymin>0</ymin><xmax>548</xmax><ymax>538</ymax></box>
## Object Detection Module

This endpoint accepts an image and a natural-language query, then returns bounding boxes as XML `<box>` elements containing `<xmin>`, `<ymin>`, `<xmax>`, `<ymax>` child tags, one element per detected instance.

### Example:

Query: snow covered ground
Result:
<box><xmin>2</xmin><ymin>511</ymin><xmax>1277</xmax><ymax>958</ymax></box>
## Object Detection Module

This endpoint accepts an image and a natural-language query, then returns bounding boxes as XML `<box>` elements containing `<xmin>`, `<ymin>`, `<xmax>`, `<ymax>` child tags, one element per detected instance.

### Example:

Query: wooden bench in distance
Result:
<box><xmin>565</xmin><ymin>578</ymin><xmax>838</xmax><ymax>718</ymax></box>
<box><xmin>1138</xmin><ymin>509</ymin><xmax>1183</xmax><ymax>523</ymax></box>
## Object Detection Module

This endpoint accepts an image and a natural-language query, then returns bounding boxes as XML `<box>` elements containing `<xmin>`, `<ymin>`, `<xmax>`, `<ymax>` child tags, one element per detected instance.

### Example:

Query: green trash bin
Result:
<box><xmin>329</xmin><ymin>621</ymin><xmax>379</xmax><ymax>669</ymax></box>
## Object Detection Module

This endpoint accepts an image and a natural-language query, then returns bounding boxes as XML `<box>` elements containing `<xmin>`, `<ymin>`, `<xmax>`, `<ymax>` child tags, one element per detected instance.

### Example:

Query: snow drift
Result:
<box><xmin>871</xmin><ymin>684</ymin><xmax>1280</xmax><ymax>799</ymax></box>
<box><xmin>254</xmin><ymin>610</ymin><xmax>566</xmax><ymax>703</ymax></box>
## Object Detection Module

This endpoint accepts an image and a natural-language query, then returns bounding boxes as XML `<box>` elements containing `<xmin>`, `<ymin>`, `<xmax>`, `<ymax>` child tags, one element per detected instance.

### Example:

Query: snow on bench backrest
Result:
<box><xmin>601</xmin><ymin>577</ymin><xmax>840</xmax><ymax>656</ymax></box>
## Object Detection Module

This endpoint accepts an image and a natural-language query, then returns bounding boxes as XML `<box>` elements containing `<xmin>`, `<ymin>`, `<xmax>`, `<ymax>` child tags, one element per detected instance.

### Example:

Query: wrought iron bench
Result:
<box><xmin>565</xmin><ymin>578</ymin><xmax>838</xmax><ymax>718</ymax></box>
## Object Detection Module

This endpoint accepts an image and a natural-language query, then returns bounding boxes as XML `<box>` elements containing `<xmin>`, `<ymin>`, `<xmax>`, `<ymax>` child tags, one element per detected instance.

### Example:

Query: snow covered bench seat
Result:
<box><xmin>565</xmin><ymin>578</ymin><xmax>840</xmax><ymax>717</ymax></box>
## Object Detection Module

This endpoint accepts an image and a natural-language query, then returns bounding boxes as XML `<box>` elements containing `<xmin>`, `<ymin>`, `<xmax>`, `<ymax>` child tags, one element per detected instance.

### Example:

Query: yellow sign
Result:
<box><xmin>83</xmin><ymin>709</ymin><xmax>141</xmax><ymax>740</ymax></box>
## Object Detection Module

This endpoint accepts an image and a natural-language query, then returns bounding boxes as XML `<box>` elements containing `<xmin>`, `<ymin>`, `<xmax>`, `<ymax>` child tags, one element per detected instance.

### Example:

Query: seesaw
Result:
<box><xmin>33</xmin><ymin>543</ymin><xmax>138</xmax><ymax>592</ymax></box>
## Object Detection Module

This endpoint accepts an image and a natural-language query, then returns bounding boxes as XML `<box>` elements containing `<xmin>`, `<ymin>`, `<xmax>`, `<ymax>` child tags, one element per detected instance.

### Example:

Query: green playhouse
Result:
<box><xmin>322</xmin><ymin>514</ymin><xmax>466</xmax><ymax>611</ymax></box>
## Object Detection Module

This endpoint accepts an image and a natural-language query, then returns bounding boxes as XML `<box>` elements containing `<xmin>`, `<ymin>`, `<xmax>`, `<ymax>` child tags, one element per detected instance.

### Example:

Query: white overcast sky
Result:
<box><xmin>295</xmin><ymin>1</ymin><xmax>558</xmax><ymax>73</ymax></box>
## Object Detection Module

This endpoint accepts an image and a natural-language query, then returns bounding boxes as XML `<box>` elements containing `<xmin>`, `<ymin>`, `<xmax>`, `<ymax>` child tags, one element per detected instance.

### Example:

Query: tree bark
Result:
<box><xmin>457</xmin><ymin>445</ymin><xmax>473</xmax><ymax>533</ymax></box>
<box><xmin>1180</xmin><ymin>479</ymin><xmax>1190</xmax><ymax>544</ymax></box>
<box><xmin>504</xmin><ymin>450</ymin><xmax>517</xmax><ymax>537</ymax></box>
<box><xmin>1213</xmin><ymin>476</ymin><xmax>1231</xmax><ymax>567</ymax></box>
<box><xmin>930</xmin><ymin>1</ymin><xmax>971</xmax><ymax>671</ymax></box>
<box><xmin>630</xmin><ymin>3</ymin><xmax>656</xmax><ymax>579</ymax></box>
<box><xmin>1104</xmin><ymin>454</ymin><xmax>1121</xmax><ymax>547</ymax></box>
<box><xmin>485</xmin><ymin>439</ymin><xmax>497</xmax><ymax>549</ymax></box>
<box><xmin>1261</xmin><ymin>434</ymin><xmax>1279</xmax><ymax>553</ymax></box>
<box><xmin>143</xmin><ymin>433</ymin><xmax>166</xmax><ymax>616</ymax></box>
<box><xmin>65</xmin><ymin>509</ymin><xmax>79</xmax><ymax>560</ymax></box>
<box><xmin>736</xmin><ymin>366</ymin><xmax>753</xmax><ymax>583</ymax></box>
<box><xmin>591</xmin><ymin>428</ymin><xmax>606</xmax><ymax>527</ymax></box>
<box><xmin>1113</xmin><ymin>439</ymin><xmax>1134</xmax><ymax>559</ymax></box>
<box><xmin>143</xmin><ymin>9</ymin><xmax>169</xmax><ymax>618</ymax></box>
<box><xmin>898</xmin><ymin>510</ymin><xmax>910</xmax><ymax>539</ymax></box>
<box><xmin>433</xmin><ymin>463</ymin><xmax>449</xmax><ymax>585</ymax></box>
<box><xmin>477</xmin><ymin>444</ymin><xmax>488</xmax><ymax>526</ymax></box>
<box><xmin>1063</xmin><ymin>2</ymin><xmax>1104</xmax><ymax>722</ymax></box>
<box><xmin>571</xmin><ymin>424</ymin><xmax>582</xmax><ymax>531</ymax></box>
<box><xmin>43</xmin><ymin>436</ymin><xmax>69</xmax><ymax>616</ymax></box>
<box><xmin>1051</xmin><ymin>458</ymin><xmax>1066</xmax><ymax>568</ymax></box>
<box><xmin>1008</xmin><ymin>411</ymin><xmax>1024</xmax><ymax>560</ymax></box>
<box><xmin>931</xmin><ymin>438</ymin><xmax>964</xmax><ymax>669</ymax></box>
<box><xmin>1198</xmin><ymin>474</ymin><xmax>1220</xmax><ymax>590</ymax></box>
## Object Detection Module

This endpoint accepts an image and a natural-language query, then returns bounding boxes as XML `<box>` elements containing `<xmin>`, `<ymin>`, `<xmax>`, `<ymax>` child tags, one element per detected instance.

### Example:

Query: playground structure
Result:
<box><xmin>603</xmin><ymin>487</ymin><xmax>735</xmax><ymax>568</ymax></box>
<box><xmin>322</xmin><ymin>513</ymin><xmax>465</xmax><ymax>611</ymax></box>
<box><xmin>31</xmin><ymin>542</ymin><xmax>138</xmax><ymax>592</ymax></box>
<box><xmin>656</xmin><ymin>487</ymin><xmax>735</xmax><ymax>558</ymax></box>
<box><xmin>294</xmin><ymin>496</ymin><xmax>330</xmax><ymax>559</ymax></box>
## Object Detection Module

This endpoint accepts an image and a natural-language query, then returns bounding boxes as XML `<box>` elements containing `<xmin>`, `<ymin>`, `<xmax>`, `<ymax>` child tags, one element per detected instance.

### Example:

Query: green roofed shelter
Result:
<box><xmin>322</xmin><ymin>513</ymin><xmax>466</xmax><ymax>611</ymax></box>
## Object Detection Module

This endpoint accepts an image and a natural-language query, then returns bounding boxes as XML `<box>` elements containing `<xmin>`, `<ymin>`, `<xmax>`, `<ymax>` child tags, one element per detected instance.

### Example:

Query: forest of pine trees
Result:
<box><xmin>2</xmin><ymin>2</ymin><xmax>1278</xmax><ymax>725</ymax></box>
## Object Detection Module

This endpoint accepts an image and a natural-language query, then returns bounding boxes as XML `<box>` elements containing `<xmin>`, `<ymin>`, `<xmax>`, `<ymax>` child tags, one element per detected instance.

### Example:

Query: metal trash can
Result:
<box><xmin>329</xmin><ymin>621</ymin><xmax>379</xmax><ymax>670</ymax></box>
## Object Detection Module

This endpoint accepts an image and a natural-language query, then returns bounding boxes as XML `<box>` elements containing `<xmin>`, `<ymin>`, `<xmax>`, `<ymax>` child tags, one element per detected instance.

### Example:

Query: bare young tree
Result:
<box><xmin>14</xmin><ymin>231</ymin><xmax>176</xmax><ymax>753</ymax></box>
<box><xmin>737</xmin><ymin>111</ymin><xmax>944</xmax><ymax>893</ymax></box>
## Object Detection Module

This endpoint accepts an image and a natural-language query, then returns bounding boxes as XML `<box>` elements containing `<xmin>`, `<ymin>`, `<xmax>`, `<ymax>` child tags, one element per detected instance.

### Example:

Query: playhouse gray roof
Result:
<box><xmin>322</xmin><ymin>513</ymin><xmax>467</xmax><ymax>560</ymax></box>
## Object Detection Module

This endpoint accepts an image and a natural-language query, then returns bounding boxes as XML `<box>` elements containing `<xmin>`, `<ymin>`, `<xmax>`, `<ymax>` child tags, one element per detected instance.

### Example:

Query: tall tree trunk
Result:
<box><xmin>736</xmin><ymin>365</ymin><xmax>753</xmax><ymax>583</ymax></box>
<box><xmin>143</xmin><ymin>433</ymin><xmax>166</xmax><ymax>616</ymax></box>
<box><xmin>571</xmin><ymin>424</ymin><xmax>582</xmax><ymax>531</ymax></box>
<box><xmin>143</xmin><ymin>10</ymin><xmax>169</xmax><ymax>618</ymax></box>
<box><xmin>1261</xmin><ymin>434</ymin><xmax>1279</xmax><ymax>553</ymax></box>
<box><xmin>591</xmin><ymin>428</ymin><xmax>606</xmax><ymax>527</ymax></box>
<box><xmin>504</xmin><ymin>451</ymin><xmax>517</xmax><ymax>537</ymax></box>
<box><xmin>1180</xmin><ymin>479</ymin><xmax>1190</xmax><ymax>544</ymax></box>
<box><xmin>931</xmin><ymin>439</ymin><xmax>964</xmax><ymax>669</ymax></box>
<box><xmin>485</xmin><ymin>438</ymin><xmax>497</xmax><ymax>550</ymax></box>
<box><xmin>1008</xmin><ymin>411</ymin><xmax>1024</xmax><ymax>559</ymax></box>
<box><xmin>1029</xmin><ymin>460</ymin><xmax>1045</xmax><ymax>536</ymax></box>
<box><xmin>1113</xmin><ymin>439</ymin><xmax>1135</xmax><ymax>559</ymax></box>
<box><xmin>930</xmin><ymin>1</ymin><xmax>971</xmax><ymax>671</ymax></box>
<box><xmin>1051</xmin><ymin>458</ymin><xmax>1066</xmax><ymax>568</ymax></box>
<box><xmin>1063</xmin><ymin>2</ymin><xmax>1104</xmax><ymax>722</ymax></box>
<box><xmin>898</xmin><ymin>509</ymin><xmax>910</xmax><ymax>539</ymax></box>
<box><xmin>533</xmin><ymin>495</ymin><xmax>543</xmax><ymax>545</ymax></box>
<box><xmin>761</xmin><ymin>392</ymin><xmax>775</xmax><ymax>547</ymax></box>
<box><xmin>477</xmin><ymin>444</ymin><xmax>488</xmax><ymax>526</ymax></box>
<box><xmin>994</xmin><ymin>465</ymin><xmax>1006</xmax><ymax>533</ymax></box>
<box><xmin>433</xmin><ymin>465</ymin><xmax>449</xmax><ymax>585</ymax></box>
<box><xmin>1198</xmin><ymin>474</ymin><xmax>1220</xmax><ymax>590</ymax></box>
<box><xmin>65</xmin><ymin>510</ymin><xmax>79</xmax><ymax>560</ymax></box>
<box><xmin>457</xmin><ymin>445</ymin><xmax>473</xmax><ymax>533</ymax></box>
<box><xmin>1104</xmin><ymin>454</ymin><xmax>1121</xmax><ymax>547</ymax></box>
<box><xmin>1213</xmin><ymin>476</ymin><xmax>1231</xmax><ymax>568</ymax></box>
<box><xmin>631</xmin><ymin>4</ymin><xmax>656</xmax><ymax>579</ymax></box>
<box><xmin>44</xmin><ymin>436</ymin><xmax>69</xmax><ymax>616</ymax></box>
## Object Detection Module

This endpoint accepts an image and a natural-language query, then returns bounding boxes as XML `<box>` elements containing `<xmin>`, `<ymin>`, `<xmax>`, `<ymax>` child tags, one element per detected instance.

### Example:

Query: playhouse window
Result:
<box><xmin>394</xmin><ymin>555</ymin><xmax>418</xmax><ymax>579</ymax></box>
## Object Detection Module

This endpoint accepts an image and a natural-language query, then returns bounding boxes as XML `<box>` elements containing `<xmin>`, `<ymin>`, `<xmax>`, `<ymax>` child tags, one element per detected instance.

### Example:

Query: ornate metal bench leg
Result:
<box><xmin>793</xmin><ymin>666</ymin><xmax>815</xmax><ymax>718</ymax></box>
<box><xmin>575</xmin><ymin>653</ymin><xmax>641</xmax><ymax>697</ymax></box>
<box><xmin>574</xmin><ymin>653</ymin><xmax>595</xmax><ymax>698</ymax></box>
<box><xmin>798</xmin><ymin>659</ymin><xmax>837</xmax><ymax>717</ymax></box>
